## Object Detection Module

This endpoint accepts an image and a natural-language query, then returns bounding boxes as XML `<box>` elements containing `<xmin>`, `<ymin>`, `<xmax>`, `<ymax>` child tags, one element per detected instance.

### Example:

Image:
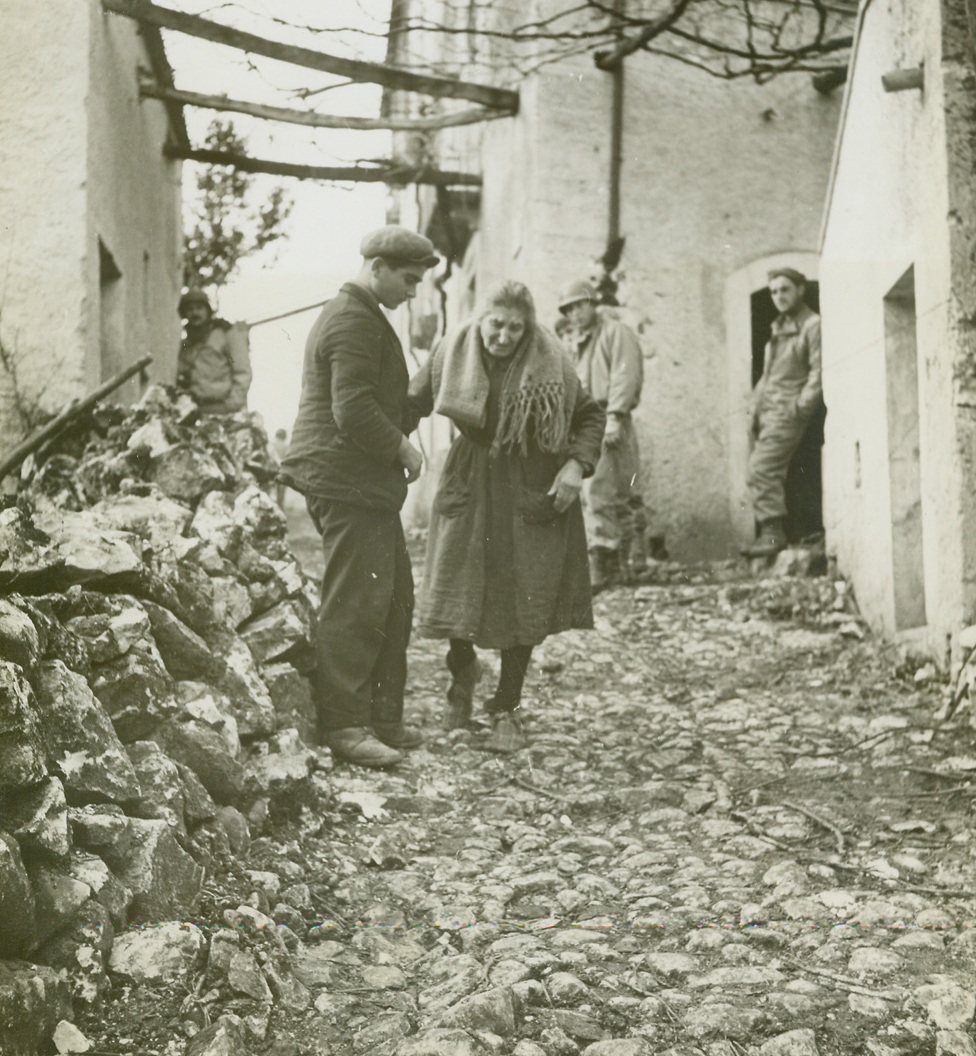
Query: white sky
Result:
<box><xmin>165</xmin><ymin>0</ymin><xmax>403</xmax><ymax>434</ymax></box>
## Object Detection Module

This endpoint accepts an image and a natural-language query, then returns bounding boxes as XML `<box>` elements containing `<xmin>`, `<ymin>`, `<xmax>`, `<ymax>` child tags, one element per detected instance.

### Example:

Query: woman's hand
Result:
<box><xmin>547</xmin><ymin>458</ymin><xmax>584</xmax><ymax>513</ymax></box>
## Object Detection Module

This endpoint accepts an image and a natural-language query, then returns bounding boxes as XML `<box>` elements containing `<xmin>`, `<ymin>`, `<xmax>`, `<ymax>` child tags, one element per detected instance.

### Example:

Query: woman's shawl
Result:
<box><xmin>429</xmin><ymin>320</ymin><xmax>581</xmax><ymax>457</ymax></box>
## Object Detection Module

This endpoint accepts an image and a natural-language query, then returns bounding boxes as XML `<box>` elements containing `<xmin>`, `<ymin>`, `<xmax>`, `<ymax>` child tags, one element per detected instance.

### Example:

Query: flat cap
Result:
<box><xmin>767</xmin><ymin>267</ymin><xmax>807</xmax><ymax>286</ymax></box>
<box><xmin>178</xmin><ymin>288</ymin><xmax>212</xmax><ymax>314</ymax></box>
<box><xmin>558</xmin><ymin>279</ymin><xmax>598</xmax><ymax>312</ymax></box>
<box><xmin>360</xmin><ymin>225</ymin><xmax>439</xmax><ymax>268</ymax></box>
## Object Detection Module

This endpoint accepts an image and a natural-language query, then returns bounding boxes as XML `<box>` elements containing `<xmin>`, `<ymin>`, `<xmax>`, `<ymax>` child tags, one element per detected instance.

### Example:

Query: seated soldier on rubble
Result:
<box><xmin>177</xmin><ymin>289</ymin><xmax>252</xmax><ymax>415</ymax></box>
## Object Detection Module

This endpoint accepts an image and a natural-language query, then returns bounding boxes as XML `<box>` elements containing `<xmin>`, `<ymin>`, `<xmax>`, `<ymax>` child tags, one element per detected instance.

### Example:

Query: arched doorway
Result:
<box><xmin>750</xmin><ymin>282</ymin><xmax>825</xmax><ymax>543</ymax></box>
<box><xmin>725</xmin><ymin>252</ymin><xmax>822</xmax><ymax>552</ymax></box>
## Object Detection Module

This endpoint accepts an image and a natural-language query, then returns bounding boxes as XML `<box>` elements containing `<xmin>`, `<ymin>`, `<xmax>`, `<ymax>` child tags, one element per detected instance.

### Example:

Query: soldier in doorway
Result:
<box><xmin>558</xmin><ymin>279</ymin><xmax>648</xmax><ymax>592</ymax></box>
<box><xmin>177</xmin><ymin>289</ymin><xmax>252</xmax><ymax>414</ymax></box>
<box><xmin>744</xmin><ymin>268</ymin><xmax>822</xmax><ymax>557</ymax></box>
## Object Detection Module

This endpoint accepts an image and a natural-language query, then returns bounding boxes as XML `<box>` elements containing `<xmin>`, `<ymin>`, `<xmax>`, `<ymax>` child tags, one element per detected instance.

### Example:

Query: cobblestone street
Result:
<box><xmin>187</xmin><ymin>506</ymin><xmax>976</xmax><ymax>1056</ymax></box>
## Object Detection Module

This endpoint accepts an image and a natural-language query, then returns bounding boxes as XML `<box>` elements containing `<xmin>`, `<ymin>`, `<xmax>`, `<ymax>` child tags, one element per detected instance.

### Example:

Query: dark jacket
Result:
<box><xmin>281</xmin><ymin>283</ymin><xmax>410</xmax><ymax>511</ymax></box>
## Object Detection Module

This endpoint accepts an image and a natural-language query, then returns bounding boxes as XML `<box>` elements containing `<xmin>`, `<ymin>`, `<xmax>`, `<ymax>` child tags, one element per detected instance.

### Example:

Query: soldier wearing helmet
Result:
<box><xmin>558</xmin><ymin>279</ymin><xmax>647</xmax><ymax>592</ymax></box>
<box><xmin>177</xmin><ymin>288</ymin><xmax>252</xmax><ymax>414</ymax></box>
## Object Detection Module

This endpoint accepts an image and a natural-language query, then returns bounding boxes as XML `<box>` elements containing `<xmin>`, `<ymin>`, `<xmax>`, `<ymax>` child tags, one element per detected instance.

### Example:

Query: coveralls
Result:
<box><xmin>747</xmin><ymin>304</ymin><xmax>822</xmax><ymax>524</ymax></box>
<box><xmin>570</xmin><ymin>312</ymin><xmax>645</xmax><ymax>554</ymax></box>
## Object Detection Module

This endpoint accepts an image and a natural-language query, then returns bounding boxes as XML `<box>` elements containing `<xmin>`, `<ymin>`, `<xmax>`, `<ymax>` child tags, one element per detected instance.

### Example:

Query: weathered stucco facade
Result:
<box><xmin>390</xmin><ymin>1</ymin><xmax>844</xmax><ymax>559</ymax></box>
<box><xmin>820</xmin><ymin>0</ymin><xmax>976</xmax><ymax>651</ymax></box>
<box><xmin>0</xmin><ymin>0</ymin><xmax>182</xmax><ymax>454</ymax></box>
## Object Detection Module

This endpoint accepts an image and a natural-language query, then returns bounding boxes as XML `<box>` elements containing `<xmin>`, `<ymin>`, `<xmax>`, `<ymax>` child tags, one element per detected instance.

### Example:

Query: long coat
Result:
<box><xmin>281</xmin><ymin>283</ymin><xmax>411</xmax><ymax>512</ymax></box>
<box><xmin>409</xmin><ymin>345</ymin><xmax>605</xmax><ymax>649</ymax></box>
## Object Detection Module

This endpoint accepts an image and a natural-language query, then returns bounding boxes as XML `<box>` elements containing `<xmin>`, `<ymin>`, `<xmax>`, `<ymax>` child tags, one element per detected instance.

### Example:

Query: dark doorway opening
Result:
<box><xmin>750</xmin><ymin>280</ymin><xmax>825</xmax><ymax>543</ymax></box>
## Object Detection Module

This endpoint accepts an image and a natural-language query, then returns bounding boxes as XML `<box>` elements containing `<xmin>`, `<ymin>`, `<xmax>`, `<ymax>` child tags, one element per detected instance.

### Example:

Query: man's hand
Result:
<box><xmin>397</xmin><ymin>436</ymin><xmax>423</xmax><ymax>483</ymax></box>
<box><xmin>603</xmin><ymin>415</ymin><xmax>623</xmax><ymax>450</ymax></box>
<box><xmin>547</xmin><ymin>458</ymin><xmax>584</xmax><ymax>513</ymax></box>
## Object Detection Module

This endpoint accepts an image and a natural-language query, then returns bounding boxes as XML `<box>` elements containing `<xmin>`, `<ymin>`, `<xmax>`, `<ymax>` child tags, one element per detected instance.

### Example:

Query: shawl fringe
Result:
<box><xmin>431</xmin><ymin>321</ymin><xmax>576</xmax><ymax>456</ymax></box>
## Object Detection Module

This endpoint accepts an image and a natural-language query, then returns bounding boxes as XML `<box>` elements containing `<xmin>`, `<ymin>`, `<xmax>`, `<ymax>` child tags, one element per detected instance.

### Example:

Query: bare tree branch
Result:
<box><xmin>382</xmin><ymin>0</ymin><xmax>856</xmax><ymax>84</ymax></box>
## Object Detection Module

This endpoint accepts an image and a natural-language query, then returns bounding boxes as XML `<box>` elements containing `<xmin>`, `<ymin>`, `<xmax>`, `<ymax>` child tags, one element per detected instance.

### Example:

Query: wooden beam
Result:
<box><xmin>165</xmin><ymin>146</ymin><xmax>482</xmax><ymax>186</ymax></box>
<box><xmin>103</xmin><ymin>0</ymin><xmax>519</xmax><ymax>110</ymax></box>
<box><xmin>140</xmin><ymin>84</ymin><xmax>514</xmax><ymax>131</ymax></box>
<box><xmin>812</xmin><ymin>65</ymin><xmax>848</xmax><ymax>94</ymax></box>
<box><xmin>0</xmin><ymin>356</ymin><xmax>153</xmax><ymax>482</ymax></box>
<box><xmin>137</xmin><ymin>24</ymin><xmax>189</xmax><ymax>150</ymax></box>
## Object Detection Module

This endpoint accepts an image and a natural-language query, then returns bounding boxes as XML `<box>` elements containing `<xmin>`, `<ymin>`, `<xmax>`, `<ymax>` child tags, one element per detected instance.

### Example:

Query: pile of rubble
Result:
<box><xmin>0</xmin><ymin>386</ymin><xmax>323</xmax><ymax>1052</ymax></box>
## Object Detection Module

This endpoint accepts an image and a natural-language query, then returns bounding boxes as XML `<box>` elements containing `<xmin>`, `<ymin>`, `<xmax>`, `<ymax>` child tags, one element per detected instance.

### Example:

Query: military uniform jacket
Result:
<box><xmin>281</xmin><ymin>282</ymin><xmax>410</xmax><ymax>512</ymax></box>
<box><xmin>572</xmin><ymin>312</ymin><xmax>643</xmax><ymax>416</ymax></box>
<box><xmin>178</xmin><ymin>320</ymin><xmax>252</xmax><ymax>413</ymax></box>
<box><xmin>753</xmin><ymin>304</ymin><xmax>822</xmax><ymax>420</ymax></box>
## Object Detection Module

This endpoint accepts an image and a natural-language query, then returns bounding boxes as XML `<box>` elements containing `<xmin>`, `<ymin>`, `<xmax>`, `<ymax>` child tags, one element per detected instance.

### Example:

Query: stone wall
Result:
<box><xmin>0</xmin><ymin>389</ymin><xmax>320</xmax><ymax>1051</ymax></box>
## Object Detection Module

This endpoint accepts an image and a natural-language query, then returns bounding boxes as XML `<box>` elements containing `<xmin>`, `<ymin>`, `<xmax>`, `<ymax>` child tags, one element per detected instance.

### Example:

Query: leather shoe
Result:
<box><xmin>373</xmin><ymin>721</ymin><xmax>423</xmax><ymax>750</ymax></box>
<box><xmin>323</xmin><ymin>726</ymin><xmax>403</xmax><ymax>768</ymax></box>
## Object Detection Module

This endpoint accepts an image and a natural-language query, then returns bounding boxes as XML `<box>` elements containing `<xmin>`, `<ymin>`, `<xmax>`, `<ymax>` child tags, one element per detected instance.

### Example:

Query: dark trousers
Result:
<box><xmin>306</xmin><ymin>496</ymin><xmax>414</xmax><ymax>731</ymax></box>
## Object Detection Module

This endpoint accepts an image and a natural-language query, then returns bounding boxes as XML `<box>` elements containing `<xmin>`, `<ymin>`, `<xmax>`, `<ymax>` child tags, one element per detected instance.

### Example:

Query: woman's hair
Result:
<box><xmin>478</xmin><ymin>280</ymin><xmax>536</xmax><ymax>330</ymax></box>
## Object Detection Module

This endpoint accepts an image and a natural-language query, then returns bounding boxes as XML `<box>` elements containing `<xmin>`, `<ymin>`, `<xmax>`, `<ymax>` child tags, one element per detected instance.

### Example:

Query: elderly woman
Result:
<box><xmin>408</xmin><ymin>281</ymin><xmax>606</xmax><ymax>752</ymax></box>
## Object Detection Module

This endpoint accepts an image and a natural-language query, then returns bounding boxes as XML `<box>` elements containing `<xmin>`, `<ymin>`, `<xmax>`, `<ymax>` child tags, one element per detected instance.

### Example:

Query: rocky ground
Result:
<box><xmin>75</xmin><ymin>497</ymin><xmax>976</xmax><ymax>1056</ymax></box>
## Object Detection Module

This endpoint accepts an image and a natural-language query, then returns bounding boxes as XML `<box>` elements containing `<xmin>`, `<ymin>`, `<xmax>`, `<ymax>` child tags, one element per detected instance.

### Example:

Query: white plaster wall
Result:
<box><xmin>820</xmin><ymin>0</ymin><xmax>954</xmax><ymax>640</ymax></box>
<box><xmin>86</xmin><ymin>1</ymin><xmax>182</xmax><ymax>400</ymax></box>
<box><xmin>0</xmin><ymin>0</ymin><xmax>181</xmax><ymax>459</ymax></box>
<box><xmin>0</xmin><ymin>0</ymin><xmax>90</xmax><ymax>442</ymax></box>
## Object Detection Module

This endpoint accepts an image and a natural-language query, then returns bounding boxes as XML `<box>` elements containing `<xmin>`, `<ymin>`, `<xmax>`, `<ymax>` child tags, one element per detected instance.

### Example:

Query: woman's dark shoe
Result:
<box><xmin>482</xmin><ymin>712</ymin><xmax>527</xmax><ymax>753</ymax></box>
<box><xmin>444</xmin><ymin>658</ymin><xmax>482</xmax><ymax>729</ymax></box>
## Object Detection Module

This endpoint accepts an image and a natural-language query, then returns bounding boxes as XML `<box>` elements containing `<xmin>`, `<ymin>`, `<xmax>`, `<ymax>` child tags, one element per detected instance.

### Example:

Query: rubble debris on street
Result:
<box><xmin>0</xmin><ymin>387</ymin><xmax>974</xmax><ymax>1056</ymax></box>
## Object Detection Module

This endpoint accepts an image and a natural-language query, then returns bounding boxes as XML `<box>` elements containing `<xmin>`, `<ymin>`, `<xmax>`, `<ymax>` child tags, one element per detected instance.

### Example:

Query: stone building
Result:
<box><xmin>820</xmin><ymin>0</ymin><xmax>976</xmax><ymax>649</ymax></box>
<box><xmin>387</xmin><ymin>0</ymin><xmax>849</xmax><ymax>559</ymax></box>
<box><xmin>0</xmin><ymin>0</ymin><xmax>185</xmax><ymax>456</ymax></box>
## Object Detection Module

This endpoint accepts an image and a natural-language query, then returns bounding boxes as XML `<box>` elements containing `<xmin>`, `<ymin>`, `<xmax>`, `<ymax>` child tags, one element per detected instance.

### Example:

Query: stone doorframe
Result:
<box><xmin>724</xmin><ymin>250</ymin><xmax>821</xmax><ymax>547</ymax></box>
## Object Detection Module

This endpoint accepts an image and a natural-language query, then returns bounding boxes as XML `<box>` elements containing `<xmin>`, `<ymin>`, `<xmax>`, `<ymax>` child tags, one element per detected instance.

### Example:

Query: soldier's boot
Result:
<box><xmin>629</xmin><ymin>529</ymin><xmax>650</xmax><ymax>580</ymax></box>
<box><xmin>649</xmin><ymin>535</ymin><xmax>670</xmax><ymax>562</ymax></box>
<box><xmin>589</xmin><ymin>546</ymin><xmax>620</xmax><ymax>595</ymax></box>
<box><xmin>744</xmin><ymin>518</ymin><xmax>787</xmax><ymax>558</ymax></box>
<box><xmin>617</xmin><ymin>536</ymin><xmax>634</xmax><ymax>586</ymax></box>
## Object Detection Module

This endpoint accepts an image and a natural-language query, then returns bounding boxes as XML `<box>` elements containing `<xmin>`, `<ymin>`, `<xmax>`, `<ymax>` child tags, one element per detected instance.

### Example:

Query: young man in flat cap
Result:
<box><xmin>558</xmin><ymin>279</ymin><xmax>647</xmax><ymax>592</ymax></box>
<box><xmin>280</xmin><ymin>225</ymin><xmax>438</xmax><ymax>768</ymax></box>
<box><xmin>745</xmin><ymin>267</ymin><xmax>822</xmax><ymax>557</ymax></box>
<box><xmin>177</xmin><ymin>289</ymin><xmax>252</xmax><ymax>414</ymax></box>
